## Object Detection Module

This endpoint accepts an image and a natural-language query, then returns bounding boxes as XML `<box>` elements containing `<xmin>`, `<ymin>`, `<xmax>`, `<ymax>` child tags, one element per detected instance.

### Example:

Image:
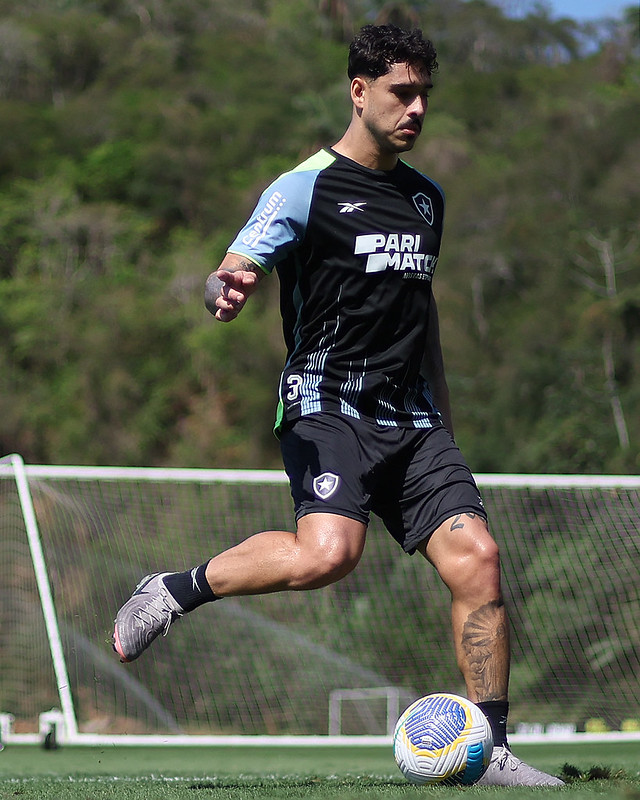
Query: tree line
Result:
<box><xmin>0</xmin><ymin>0</ymin><xmax>638</xmax><ymax>473</ymax></box>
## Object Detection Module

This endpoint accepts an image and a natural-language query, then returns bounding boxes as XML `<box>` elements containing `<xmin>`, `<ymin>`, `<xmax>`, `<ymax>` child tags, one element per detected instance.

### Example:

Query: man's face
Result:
<box><xmin>356</xmin><ymin>62</ymin><xmax>432</xmax><ymax>157</ymax></box>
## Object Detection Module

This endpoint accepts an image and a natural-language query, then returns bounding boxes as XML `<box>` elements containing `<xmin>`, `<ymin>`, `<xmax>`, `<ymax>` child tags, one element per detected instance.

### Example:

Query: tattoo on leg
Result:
<box><xmin>450</xmin><ymin>513</ymin><xmax>477</xmax><ymax>531</ymax></box>
<box><xmin>461</xmin><ymin>600</ymin><xmax>508</xmax><ymax>701</ymax></box>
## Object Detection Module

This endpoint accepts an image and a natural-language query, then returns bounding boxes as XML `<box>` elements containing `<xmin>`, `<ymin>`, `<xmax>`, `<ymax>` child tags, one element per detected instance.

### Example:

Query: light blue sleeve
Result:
<box><xmin>227</xmin><ymin>150</ymin><xmax>335</xmax><ymax>274</ymax></box>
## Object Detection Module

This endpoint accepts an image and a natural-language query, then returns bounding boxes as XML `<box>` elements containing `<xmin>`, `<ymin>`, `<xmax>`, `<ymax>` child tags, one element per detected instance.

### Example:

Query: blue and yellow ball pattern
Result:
<box><xmin>393</xmin><ymin>693</ymin><xmax>493</xmax><ymax>785</ymax></box>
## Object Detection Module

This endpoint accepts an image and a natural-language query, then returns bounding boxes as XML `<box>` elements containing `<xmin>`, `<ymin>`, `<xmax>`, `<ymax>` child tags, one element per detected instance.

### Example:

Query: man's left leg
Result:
<box><xmin>420</xmin><ymin>514</ymin><xmax>563</xmax><ymax>787</ymax></box>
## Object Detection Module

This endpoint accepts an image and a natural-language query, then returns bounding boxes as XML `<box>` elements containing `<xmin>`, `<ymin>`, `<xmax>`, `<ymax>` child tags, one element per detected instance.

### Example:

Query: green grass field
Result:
<box><xmin>1</xmin><ymin>742</ymin><xmax>639</xmax><ymax>799</ymax></box>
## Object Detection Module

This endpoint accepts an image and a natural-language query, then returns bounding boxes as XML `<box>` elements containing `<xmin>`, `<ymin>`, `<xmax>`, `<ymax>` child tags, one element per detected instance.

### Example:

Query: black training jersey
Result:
<box><xmin>227</xmin><ymin>147</ymin><xmax>446</xmax><ymax>432</ymax></box>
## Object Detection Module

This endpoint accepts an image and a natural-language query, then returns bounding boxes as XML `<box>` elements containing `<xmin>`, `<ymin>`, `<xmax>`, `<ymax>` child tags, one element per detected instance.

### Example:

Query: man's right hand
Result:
<box><xmin>204</xmin><ymin>256</ymin><xmax>263</xmax><ymax>322</ymax></box>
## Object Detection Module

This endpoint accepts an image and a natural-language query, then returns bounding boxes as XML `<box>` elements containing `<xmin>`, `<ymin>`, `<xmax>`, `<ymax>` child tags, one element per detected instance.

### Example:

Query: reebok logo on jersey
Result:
<box><xmin>338</xmin><ymin>202</ymin><xmax>366</xmax><ymax>213</ymax></box>
<box><xmin>241</xmin><ymin>191</ymin><xmax>286</xmax><ymax>249</ymax></box>
<box><xmin>313</xmin><ymin>472</ymin><xmax>340</xmax><ymax>500</ymax></box>
<box><xmin>354</xmin><ymin>232</ymin><xmax>438</xmax><ymax>279</ymax></box>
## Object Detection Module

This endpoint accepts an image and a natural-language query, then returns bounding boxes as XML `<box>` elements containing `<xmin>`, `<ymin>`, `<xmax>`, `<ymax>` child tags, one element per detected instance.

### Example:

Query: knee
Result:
<box><xmin>431</xmin><ymin>519</ymin><xmax>502</xmax><ymax>599</ymax></box>
<box><xmin>470</xmin><ymin>534</ymin><xmax>501</xmax><ymax>591</ymax></box>
<box><xmin>467</xmin><ymin>526</ymin><xmax>500</xmax><ymax>572</ymax></box>
<box><xmin>290</xmin><ymin>517</ymin><xmax>365</xmax><ymax>590</ymax></box>
<box><xmin>292</xmin><ymin>541</ymin><xmax>361</xmax><ymax>590</ymax></box>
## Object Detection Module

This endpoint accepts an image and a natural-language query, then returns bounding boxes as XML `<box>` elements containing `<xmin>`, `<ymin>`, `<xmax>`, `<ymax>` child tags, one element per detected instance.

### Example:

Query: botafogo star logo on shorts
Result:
<box><xmin>313</xmin><ymin>472</ymin><xmax>340</xmax><ymax>500</ymax></box>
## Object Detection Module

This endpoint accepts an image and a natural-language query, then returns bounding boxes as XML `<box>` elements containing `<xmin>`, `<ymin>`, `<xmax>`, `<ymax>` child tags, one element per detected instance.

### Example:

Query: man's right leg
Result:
<box><xmin>204</xmin><ymin>513</ymin><xmax>367</xmax><ymax>595</ymax></box>
<box><xmin>113</xmin><ymin>513</ymin><xmax>366</xmax><ymax>662</ymax></box>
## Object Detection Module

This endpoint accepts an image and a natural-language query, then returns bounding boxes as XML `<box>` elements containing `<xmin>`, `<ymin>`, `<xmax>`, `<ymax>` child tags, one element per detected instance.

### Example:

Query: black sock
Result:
<box><xmin>477</xmin><ymin>700</ymin><xmax>509</xmax><ymax>748</ymax></box>
<box><xmin>163</xmin><ymin>562</ymin><xmax>219</xmax><ymax>612</ymax></box>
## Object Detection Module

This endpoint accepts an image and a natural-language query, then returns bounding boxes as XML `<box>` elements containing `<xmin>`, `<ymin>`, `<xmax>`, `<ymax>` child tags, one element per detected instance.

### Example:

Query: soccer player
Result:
<box><xmin>113</xmin><ymin>24</ymin><xmax>562</xmax><ymax>787</ymax></box>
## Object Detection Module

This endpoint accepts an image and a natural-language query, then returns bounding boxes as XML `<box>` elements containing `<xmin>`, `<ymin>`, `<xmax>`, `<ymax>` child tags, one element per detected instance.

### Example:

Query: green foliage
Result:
<box><xmin>0</xmin><ymin>0</ymin><xmax>637</xmax><ymax>470</ymax></box>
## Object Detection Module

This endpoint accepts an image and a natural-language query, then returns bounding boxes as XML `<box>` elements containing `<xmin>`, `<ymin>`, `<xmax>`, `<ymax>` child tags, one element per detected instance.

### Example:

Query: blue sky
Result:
<box><xmin>547</xmin><ymin>0</ymin><xmax>632</xmax><ymax>19</ymax></box>
<box><xmin>499</xmin><ymin>0</ymin><xmax>634</xmax><ymax>20</ymax></box>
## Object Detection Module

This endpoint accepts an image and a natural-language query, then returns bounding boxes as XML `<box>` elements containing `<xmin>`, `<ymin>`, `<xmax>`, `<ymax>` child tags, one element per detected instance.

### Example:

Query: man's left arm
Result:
<box><xmin>421</xmin><ymin>289</ymin><xmax>454</xmax><ymax>437</ymax></box>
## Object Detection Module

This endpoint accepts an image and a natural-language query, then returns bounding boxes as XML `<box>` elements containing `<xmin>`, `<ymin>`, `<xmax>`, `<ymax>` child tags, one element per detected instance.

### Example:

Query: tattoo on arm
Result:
<box><xmin>224</xmin><ymin>259</ymin><xmax>260</xmax><ymax>274</ymax></box>
<box><xmin>461</xmin><ymin>600</ymin><xmax>509</xmax><ymax>702</ymax></box>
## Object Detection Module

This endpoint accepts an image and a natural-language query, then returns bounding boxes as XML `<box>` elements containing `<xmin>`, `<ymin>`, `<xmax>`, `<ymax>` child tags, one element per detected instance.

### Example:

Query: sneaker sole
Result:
<box><xmin>112</xmin><ymin>626</ymin><xmax>131</xmax><ymax>663</ymax></box>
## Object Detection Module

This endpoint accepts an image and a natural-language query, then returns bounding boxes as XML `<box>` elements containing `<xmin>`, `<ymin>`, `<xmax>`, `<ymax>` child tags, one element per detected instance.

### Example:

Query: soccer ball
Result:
<box><xmin>393</xmin><ymin>692</ymin><xmax>493</xmax><ymax>785</ymax></box>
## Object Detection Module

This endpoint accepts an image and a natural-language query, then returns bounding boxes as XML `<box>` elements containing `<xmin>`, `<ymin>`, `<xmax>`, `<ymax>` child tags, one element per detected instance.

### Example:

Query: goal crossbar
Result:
<box><xmin>5</xmin><ymin>463</ymin><xmax>639</xmax><ymax>488</ymax></box>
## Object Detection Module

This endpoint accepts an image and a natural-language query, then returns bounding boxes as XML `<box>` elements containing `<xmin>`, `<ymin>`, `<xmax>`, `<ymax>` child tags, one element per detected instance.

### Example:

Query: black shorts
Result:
<box><xmin>280</xmin><ymin>413</ymin><xmax>487</xmax><ymax>554</ymax></box>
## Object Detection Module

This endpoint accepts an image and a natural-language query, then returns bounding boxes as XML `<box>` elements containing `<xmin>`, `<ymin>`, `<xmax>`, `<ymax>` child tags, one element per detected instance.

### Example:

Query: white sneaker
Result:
<box><xmin>113</xmin><ymin>573</ymin><xmax>184</xmax><ymax>663</ymax></box>
<box><xmin>476</xmin><ymin>745</ymin><xmax>564</xmax><ymax>786</ymax></box>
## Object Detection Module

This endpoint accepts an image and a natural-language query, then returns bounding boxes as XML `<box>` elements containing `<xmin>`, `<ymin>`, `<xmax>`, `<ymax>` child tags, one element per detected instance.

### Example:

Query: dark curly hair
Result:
<box><xmin>348</xmin><ymin>24</ymin><xmax>438</xmax><ymax>80</ymax></box>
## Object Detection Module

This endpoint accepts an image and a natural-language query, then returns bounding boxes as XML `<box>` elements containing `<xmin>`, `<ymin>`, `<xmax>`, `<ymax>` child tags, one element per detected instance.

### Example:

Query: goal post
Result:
<box><xmin>1</xmin><ymin>455</ymin><xmax>639</xmax><ymax>746</ymax></box>
<box><xmin>1</xmin><ymin>455</ymin><xmax>78</xmax><ymax>742</ymax></box>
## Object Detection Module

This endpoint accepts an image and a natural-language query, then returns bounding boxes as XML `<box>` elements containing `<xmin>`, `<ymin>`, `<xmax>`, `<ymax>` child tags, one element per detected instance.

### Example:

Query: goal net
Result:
<box><xmin>1</xmin><ymin>454</ymin><xmax>639</xmax><ymax>745</ymax></box>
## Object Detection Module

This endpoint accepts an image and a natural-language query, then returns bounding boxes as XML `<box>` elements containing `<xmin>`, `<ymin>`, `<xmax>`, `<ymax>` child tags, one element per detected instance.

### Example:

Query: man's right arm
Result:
<box><xmin>204</xmin><ymin>253</ymin><xmax>265</xmax><ymax>322</ymax></box>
